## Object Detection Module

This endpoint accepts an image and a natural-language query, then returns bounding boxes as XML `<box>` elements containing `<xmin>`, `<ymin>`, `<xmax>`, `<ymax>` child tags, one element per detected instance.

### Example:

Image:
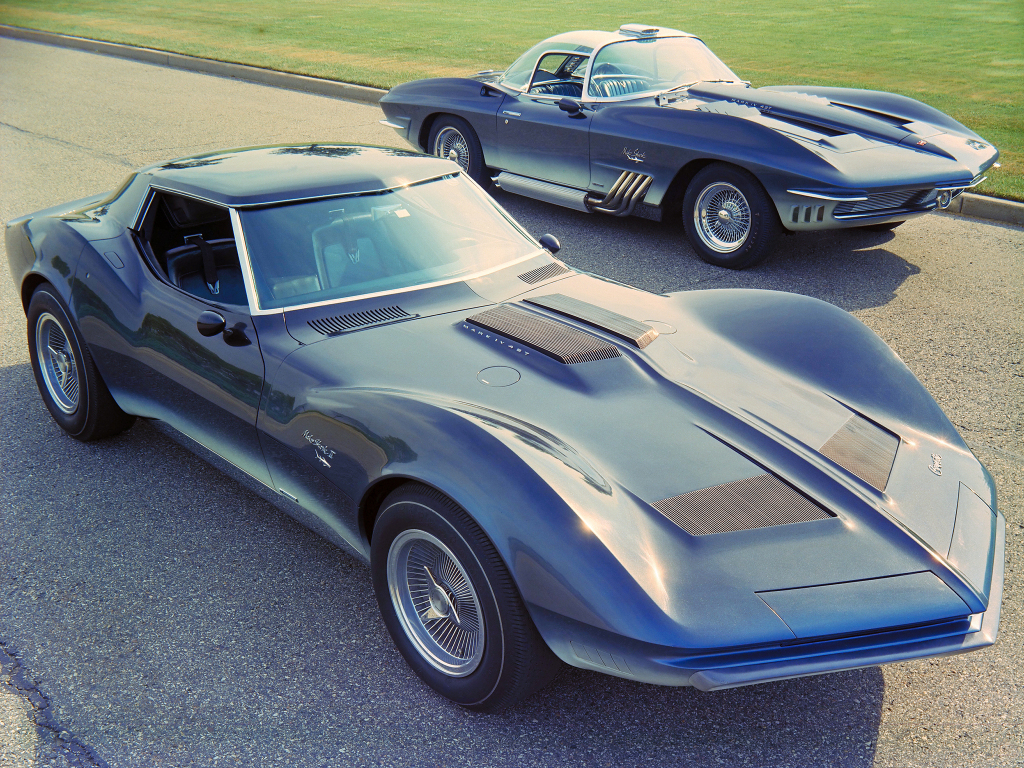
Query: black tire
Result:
<box><xmin>27</xmin><ymin>285</ymin><xmax>134</xmax><ymax>441</ymax></box>
<box><xmin>371</xmin><ymin>484</ymin><xmax>561</xmax><ymax>712</ymax></box>
<box><xmin>427</xmin><ymin>116</ymin><xmax>491</xmax><ymax>188</ymax></box>
<box><xmin>682</xmin><ymin>163</ymin><xmax>779</xmax><ymax>269</ymax></box>
<box><xmin>858</xmin><ymin>220</ymin><xmax>905</xmax><ymax>232</ymax></box>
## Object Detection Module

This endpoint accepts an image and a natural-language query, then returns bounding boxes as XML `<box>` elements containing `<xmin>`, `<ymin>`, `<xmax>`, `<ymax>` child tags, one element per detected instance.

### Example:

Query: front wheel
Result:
<box><xmin>27</xmin><ymin>285</ymin><xmax>134</xmax><ymax>441</ymax></box>
<box><xmin>682</xmin><ymin>163</ymin><xmax>779</xmax><ymax>269</ymax></box>
<box><xmin>428</xmin><ymin>116</ymin><xmax>490</xmax><ymax>188</ymax></box>
<box><xmin>371</xmin><ymin>484</ymin><xmax>560</xmax><ymax>711</ymax></box>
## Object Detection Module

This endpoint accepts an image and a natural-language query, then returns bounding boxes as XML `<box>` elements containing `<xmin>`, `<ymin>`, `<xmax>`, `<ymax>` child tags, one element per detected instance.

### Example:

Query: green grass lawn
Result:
<box><xmin>2</xmin><ymin>0</ymin><xmax>1021</xmax><ymax>200</ymax></box>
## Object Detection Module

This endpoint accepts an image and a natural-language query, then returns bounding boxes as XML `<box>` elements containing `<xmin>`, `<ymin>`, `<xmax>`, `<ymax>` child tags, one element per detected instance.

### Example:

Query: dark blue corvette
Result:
<box><xmin>380</xmin><ymin>24</ymin><xmax>1000</xmax><ymax>268</ymax></box>
<box><xmin>6</xmin><ymin>144</ymin><xmax>1004</xmax><ymax>711</ymax></box>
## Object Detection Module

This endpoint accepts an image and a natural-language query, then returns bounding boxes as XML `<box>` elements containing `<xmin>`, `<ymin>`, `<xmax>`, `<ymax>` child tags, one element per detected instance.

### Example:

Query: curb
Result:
<box><xmin>0</xmin><ymin>24</ymin><xmax>387</xmax><ymax>105</ymax></box>
<box><xmin>942</xmin><ymin>193</ymin><xmax>1024</xmax><ymax>228</ymax></box>
<box><xmin>3</xmin><ymin>24</ymin><xmax>1024</xmax><ymax>229</ymax></box>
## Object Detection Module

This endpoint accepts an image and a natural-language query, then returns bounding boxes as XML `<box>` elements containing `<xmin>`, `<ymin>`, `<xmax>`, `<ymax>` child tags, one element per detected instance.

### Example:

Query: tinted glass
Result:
<box><xmin>587</xmin><ymin>37</ymin><xmax>740</xmax><ymax>98</ymax></box>
<box><xmin>239</xmin><ymin>175</ymin><xmax>540</xmax><ymax>310</ymax></box>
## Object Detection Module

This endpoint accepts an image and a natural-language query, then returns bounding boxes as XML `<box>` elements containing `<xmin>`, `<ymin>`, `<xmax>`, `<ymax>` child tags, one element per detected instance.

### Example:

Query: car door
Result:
<box><xmin>497</xmin><ymin>51</ymin><xmax>592</xmax><ymax>189</ymax></box>
<box><xmin>74</xmin><ymin>188</ymin><xmax>271</xmax><ymax>487</ymax></box>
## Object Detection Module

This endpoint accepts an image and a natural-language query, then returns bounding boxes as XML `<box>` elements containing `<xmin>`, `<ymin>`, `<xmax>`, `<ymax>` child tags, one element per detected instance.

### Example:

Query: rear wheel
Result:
<box><xmin>682</xmin><ymin>163</ymin><xmax>779</xmax><ymax>269</ymax></box>
<box><xmin>428</xmin><ymin>116</ymin><xmax>490</xmax><ymax>188</ymax></box>
<box><xmin>371</xmin><ymin>484</ymin><xmax>560</xmax><ymax>711</ymax></box>
<box><xmin>27</xmin><ymin>285</ymin><xmax>134</xmax><ymax>441</ymax></box>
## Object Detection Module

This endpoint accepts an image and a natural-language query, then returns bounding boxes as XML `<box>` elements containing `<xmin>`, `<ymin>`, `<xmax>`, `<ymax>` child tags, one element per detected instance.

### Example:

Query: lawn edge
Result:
<box><xmin>3</xmin><ymin>22</ymin><xmax>1022</xmax><ymax>228</ymax></box>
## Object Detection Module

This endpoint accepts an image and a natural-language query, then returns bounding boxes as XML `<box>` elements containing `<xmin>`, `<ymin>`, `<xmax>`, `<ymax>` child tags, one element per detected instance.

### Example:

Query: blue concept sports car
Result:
<box><xmin>6</xmin><ymin>144</ymin><xmax>1004</xmax><ymax>711</ymax></box>
<box><xmin>379</xmin><ymin>24</ymin><xmax>1000</xmax><ymax>269</ymax></box>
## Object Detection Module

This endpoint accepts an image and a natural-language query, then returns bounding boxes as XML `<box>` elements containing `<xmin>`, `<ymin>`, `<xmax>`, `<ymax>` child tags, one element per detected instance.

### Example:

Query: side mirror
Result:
<box><xmin>557</xmin><ymin>97</ymin><xmax>582</xmax><ymax>116</ymax></box>
<box><xmin>538</xmin><ymin>234</ymin><xmax>561</xmax><ymax>254</ymax></box>
<box><xmin>197</xmin><ymin>310</ymin><xmax>226</xmax><ymax>337</ymax></box>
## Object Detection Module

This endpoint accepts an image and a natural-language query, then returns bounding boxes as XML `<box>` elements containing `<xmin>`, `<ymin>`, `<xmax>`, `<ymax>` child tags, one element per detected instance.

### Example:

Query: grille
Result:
<box><xmin>834</xmin><ymin>189</ymin><xmax>930</xmax><ymax>216</ymax></box>
<box><xmin>465</xmin><ymin>305</ymin><xmax>621</xmax><ymax>364</ymax></box>
<box><xmin>652</xmin><ymin>474</ymin><xmax>833</xmax><ymax>536</ymax></box>
<box><xmin>518</xmin><ymin>262</ymin><xmax>570</xmax><ymax>284</ymax></box>
<box><xmin>525</xmin><ymin>294</ymin><xmax>659</xmax><ymax>349</ymax></box>
<box><xmin>307</xmin><ymin>305</ymin><xmax>411</xmax><ymax>336</ymax></box>
<box><xmin>820</xmin><ymin>414</ymin><xmax>899</xmax><ymax>491</ymax></box>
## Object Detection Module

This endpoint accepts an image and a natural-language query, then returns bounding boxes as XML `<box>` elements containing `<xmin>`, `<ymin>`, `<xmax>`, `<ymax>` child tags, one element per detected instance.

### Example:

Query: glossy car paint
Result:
<box><xmin>379</xmin><ymin>28</ymin><xmax>1000</xmax><ymax>231</ymax></box>
<box><xmin>6</xmin><ymin>145</ymin><xmax>1003</xmax><ymax>691</ymax></box>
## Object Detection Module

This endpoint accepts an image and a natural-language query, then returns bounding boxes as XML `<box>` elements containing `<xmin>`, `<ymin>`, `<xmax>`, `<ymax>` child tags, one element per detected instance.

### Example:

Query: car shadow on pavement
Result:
<box><xmin>495</xmin><ymin>191</ymin><xmax>921</xmax><ymax>314</ymax></box>
<box><xmin>0</xmin><ymin>358</ymin><xmax>885</xmax><ymax>767</ymax></box>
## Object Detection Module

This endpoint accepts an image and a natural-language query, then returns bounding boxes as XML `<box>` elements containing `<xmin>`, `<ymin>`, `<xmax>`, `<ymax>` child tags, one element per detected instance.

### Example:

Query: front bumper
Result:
<box><xmin>530</xmin><ymin>512</ymin><xmax>1004</xmax><ymax>691</ymax></box>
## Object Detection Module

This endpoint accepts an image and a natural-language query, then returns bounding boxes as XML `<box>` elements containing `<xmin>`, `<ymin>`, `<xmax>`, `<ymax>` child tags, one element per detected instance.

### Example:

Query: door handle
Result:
<box><xmin>501</xmin><ymin>110</ymin><xmax>521</xmax><ymax>117</ymax></box>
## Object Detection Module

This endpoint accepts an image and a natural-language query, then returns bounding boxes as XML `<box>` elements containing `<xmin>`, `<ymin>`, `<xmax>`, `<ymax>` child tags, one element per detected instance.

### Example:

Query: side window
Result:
<box><xmin>136</xmin><ymin>192</ymin><xmax>248</xmax><ymax>307</ymax></box>
<box><xmin>527</xmin><ymin>53</ymin><xmax>589</xmax><ymax>98</ymax></box>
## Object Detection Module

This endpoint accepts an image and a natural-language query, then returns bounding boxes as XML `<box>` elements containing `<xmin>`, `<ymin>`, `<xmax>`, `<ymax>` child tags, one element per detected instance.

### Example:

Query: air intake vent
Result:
<box><xmin>465</xmin><ymin>305</ymin><xmax>621</xmax><ymax>364</ymax></box>
<box><xmin>833</xmin><ymin>189</ymin><xmax>930</xmax><ymax>216</ymax></box>
<box><xmin>652</xmin><ymin>474</ymin><xmax>833</xmax><ymax>536</ymax></box>
<box><xmin>518</xmin><ymin>262</ymin><xmax>569</xmax><ymax>284</ymax></box>
<box><xmin>820</xmin><ymin>414</ymin><xmax>899</xmax><ymax>491</ymax></box>
<box><xmin>307</xmin><ymin>305</ymin><xmax>412</xmax><ymax>336</ymax></box>
<box><xmin>525</xmin><ymin>294</ymin><xmax>659</xmax><ymax>349</ymax></box>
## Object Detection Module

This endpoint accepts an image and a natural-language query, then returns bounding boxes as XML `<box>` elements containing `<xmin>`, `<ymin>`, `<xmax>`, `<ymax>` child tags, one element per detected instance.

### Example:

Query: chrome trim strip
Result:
<box><xmin>229</xmin><ymin>207</ymin><xmax>262</xmax><ymax>315</ymax></box>
<box><xmin>787</xmin><ymin>189</ymin><xmax>869</xmax><ymax>202</ymax></box>
<box><xmin>935</xmin><ymin>176</ymin><xmax>986</xmax><ymax>192</ymax></box>
<box><xmin>378</xmin><ymin>119</ymin><xmax>407</xmax><ymax>129</ymax></box>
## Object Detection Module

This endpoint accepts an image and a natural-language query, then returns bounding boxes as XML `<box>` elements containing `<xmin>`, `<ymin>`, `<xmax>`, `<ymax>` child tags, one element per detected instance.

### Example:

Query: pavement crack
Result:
<box><xmin>0</xmin><ymin>120</ymin><xmax>135</xmax><ymax>168</ymax></box>
<box><xmin>0</xmin><ymin>637</ymin><xmax>110</xmax><ymax>768</ymax></box>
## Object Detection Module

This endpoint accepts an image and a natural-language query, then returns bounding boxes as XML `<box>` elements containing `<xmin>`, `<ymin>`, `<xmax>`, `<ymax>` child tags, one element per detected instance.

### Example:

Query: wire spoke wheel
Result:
<box><xmin>694</xmin><ymin>182</ymin><xmax>752</xmax><ymax>253</ymax></box>
<box><xmin>36</xmin><ymin>312</ymin><xmax>80</xmax><ymax>414</ymax></box>
<box><xmin>433</xmin><ymin>127</ymin><xmax>471</xmax><ymax>172</ymax></box>
<box><xmin>387</xmin><ymin>529</ymin><xmax>485</xmax><ymax>677</ymax></box>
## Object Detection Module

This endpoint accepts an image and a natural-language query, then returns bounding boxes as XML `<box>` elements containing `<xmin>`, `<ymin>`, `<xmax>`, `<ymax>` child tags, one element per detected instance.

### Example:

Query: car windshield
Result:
<box><xmin>501</xmin><ymin>40</ymin><xmax>594</xmax><ymax>90</ymax></box>
<box><xmin>587</xmin><ymin>37</ymin><xmax>741</xmax><ymax>99</ymax></box>
<box><xmin>239</xmin><ymin>174</ymin><xmax>540</xmax><ymax>310</ymax></box>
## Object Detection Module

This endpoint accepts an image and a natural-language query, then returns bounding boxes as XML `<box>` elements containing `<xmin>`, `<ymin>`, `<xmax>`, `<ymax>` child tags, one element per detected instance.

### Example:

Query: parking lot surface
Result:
<box><xmin>1</xmin><ymin>36</ymin><xmax>1021</xmax><ymax>768</ymax></box>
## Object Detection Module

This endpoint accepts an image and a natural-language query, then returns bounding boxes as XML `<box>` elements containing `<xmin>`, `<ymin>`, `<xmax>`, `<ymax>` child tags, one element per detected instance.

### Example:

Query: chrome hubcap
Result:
<box><xmin>434</xmin><ymin>127</ymin><xmax>470</xmax><ymax>172</ymax></box>
<box><xmin>387</xmin><ymin>529</ymin><xmax>484</xmax><ymax>677</ymax></box>
<box><xmin>36</xmin><ymin>312</ymin><xmax>80</xmax><ymax>414</ymax></box>
<box><xmin>694</xmin><ymin>182</ymin><xmax>751</xmax><ymax>253</ymax></box>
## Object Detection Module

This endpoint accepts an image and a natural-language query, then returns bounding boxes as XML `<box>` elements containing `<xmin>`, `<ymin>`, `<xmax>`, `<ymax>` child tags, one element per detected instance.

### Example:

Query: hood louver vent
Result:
<box><xmin>518</xmin><ymin>262</ymin><xmax>570</xmax><ymax>284</ymax></box>
<box><xmin>652</xmin><ymin>474</ymin><xmax>833</xmax><ymax>536</ymax></box>
<box><xmin>307</xmin><ymin>305</ymin><xmax>412</xmax><ymax>336</ymax></box>
<box><xmin>820</xmin><ymin>414</ymin><xmax>899</xmax><ymax>491</ymax></box>
<box><xmin>525</xmin><ymin>294</ymin><xmax>659</xmax><ymax>349</ymax></box>
<box><xmin>465</xmin><ymin>305</ymin><xmax>621</xmax><ymax>364</ymax></box>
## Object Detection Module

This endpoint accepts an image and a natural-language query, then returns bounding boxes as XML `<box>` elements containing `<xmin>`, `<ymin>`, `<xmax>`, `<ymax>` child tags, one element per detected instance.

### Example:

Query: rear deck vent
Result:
<box><xmin>307</xmin><ymin>305</ymin><xmax>412</xmax><ymax>336</ymax></box>
<box><xmin>652</xmin><ymin>474</ymin><xmax>833</xmax><ymax>536</ymax></box>
<box><xmin>465</xmin><ymin>305</ymin><xmax>621</xmax><ymax>364</ymax></box>
<box><xmin>518</xmin><ymin>262</ymin><xmax>570</xmax><ymax>284</ymax></box>
<box><xmin>820</xmin><ymin>414</ymin><xmax>899</xmax><ymax>491</ymax></box>
<box><xmin>525</xmin><ymin>293</ymin><xmax>659</xmax><ymax>349</ymax></box>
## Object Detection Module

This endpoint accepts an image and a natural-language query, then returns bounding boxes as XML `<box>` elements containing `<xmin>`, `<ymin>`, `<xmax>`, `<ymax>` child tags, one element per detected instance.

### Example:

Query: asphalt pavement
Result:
<box><xmin>1</xmin><ymin>36</ymin><xmax>1021</xmax><ymax>768</ymax></box>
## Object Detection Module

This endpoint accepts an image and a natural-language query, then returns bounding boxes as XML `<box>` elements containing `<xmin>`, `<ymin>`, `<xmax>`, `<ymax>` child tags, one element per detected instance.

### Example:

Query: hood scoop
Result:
<box><xmin>465</xmin><ymin>304</ymin><xmax>621</xmax><ymax>364</ymax></box>
<box><xmin>307</xmin><ymin>305</ymin><xmax>415</xmax><ymax>336</ymax></box>
<box><xmin>524</xmin><ymin>293</ymin><xmax>659</xmax><ymax>349</ymax></box>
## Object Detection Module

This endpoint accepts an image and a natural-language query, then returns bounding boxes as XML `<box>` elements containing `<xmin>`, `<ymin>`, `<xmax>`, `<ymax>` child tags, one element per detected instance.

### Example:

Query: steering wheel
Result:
<box><xmin>593</xmin><ymin>63</ymin><xmax>623</xmax><ymax>77</ymax></box>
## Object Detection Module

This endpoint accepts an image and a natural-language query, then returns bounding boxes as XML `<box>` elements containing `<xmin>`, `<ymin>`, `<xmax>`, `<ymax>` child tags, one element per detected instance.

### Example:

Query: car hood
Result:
<box><xmin>666</xmin><ymin>83</ymin><xmax>998</xmax><ymax>180</ymax></box>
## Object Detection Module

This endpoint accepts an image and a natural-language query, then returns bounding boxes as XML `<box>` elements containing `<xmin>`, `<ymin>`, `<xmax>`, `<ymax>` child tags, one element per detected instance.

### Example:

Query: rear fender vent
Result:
<box><xmin>820</xmin><ymin>414</ymin><xmax>899</xmax><ymax>491</ymax></box>
<box><xmin>652</xmin><ymin>474</ymin><xmax>834</xmax><ymax>536</ymax></box>
<box><xmin>465</xmin><ymin>304</ymin><xmax>621</xmax><ymax>364</ymax></box>
<box><xmin>307</xmin><ymin>305</ymin><xmax>413</xmax><ymax>336</ymax></box>
<box><xmin>518</xmin><ymin>262</ymin><xmax>570</xmax><ymax>284</ymax></box>
<box><xmin>525</xmin><ymin>293</ymin><xmax>658</xmax><ymax>349</ymax></box>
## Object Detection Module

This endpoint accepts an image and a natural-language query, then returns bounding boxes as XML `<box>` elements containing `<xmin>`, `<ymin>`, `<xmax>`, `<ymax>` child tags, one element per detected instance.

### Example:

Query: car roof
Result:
<box><xmin>537</xmin><ymin>25</ymin><xmax>695</xmax><ymax>51</ymax></box>
<box><xmin>138</xmin><ymin>144</ymin><xmax>459</xmax><ymax>207</ymax></box>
